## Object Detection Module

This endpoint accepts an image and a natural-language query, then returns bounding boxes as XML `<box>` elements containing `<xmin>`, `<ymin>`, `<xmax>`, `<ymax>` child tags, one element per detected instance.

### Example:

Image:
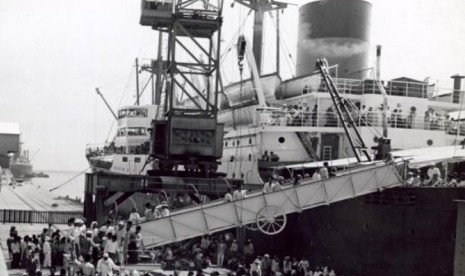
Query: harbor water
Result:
<box><xmin>26</xmin><ymin>170</ymin><xmax>86</xmax><ymax>203</ymax></box>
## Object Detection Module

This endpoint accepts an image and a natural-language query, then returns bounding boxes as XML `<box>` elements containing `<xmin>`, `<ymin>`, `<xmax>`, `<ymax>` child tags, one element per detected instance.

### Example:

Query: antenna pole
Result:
<box><xmin>276</xmin><ymin>10</ymin><xmax>280</xmax><ymax>77</ymax></box>
<box><xmin>135</xmin><ymin>58</ymin><xmax>140</xmax><ymax>105</ymax></box>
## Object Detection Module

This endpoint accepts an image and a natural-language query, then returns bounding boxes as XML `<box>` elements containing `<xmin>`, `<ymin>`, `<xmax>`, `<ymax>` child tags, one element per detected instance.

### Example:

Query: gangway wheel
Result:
<box><xmin>256</xmin><ymin>205</ymin><xmax>287</xmax><ymax>235</ymax></box>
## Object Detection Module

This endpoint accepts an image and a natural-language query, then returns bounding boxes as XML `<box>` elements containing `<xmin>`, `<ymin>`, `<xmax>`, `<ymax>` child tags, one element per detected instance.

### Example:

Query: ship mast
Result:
<box><xmin>234</xmin><ymin>0</ymin><xmax>288</xmax><ymax>76</ymax></box>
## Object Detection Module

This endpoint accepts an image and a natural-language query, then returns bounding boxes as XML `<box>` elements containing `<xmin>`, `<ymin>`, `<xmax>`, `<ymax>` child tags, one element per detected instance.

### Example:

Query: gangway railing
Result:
<box><xmin>140</xmin><ymin>162</ymin><xmax>402</xmax><ymax>248</ymax></box>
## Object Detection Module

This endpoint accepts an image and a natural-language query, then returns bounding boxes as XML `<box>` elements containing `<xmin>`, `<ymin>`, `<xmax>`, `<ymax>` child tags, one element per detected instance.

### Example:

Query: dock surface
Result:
<box><xmin>0</xmin><ymin>184</ymin><xmax>82</xmax><ymax>212</ymax></box>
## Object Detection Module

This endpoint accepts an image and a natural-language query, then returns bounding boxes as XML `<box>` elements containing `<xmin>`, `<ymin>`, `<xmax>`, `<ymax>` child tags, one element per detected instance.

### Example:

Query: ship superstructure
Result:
<box><xmin>82</xmin><ymin>1</ymin><xmax>465</xmax><ymax>275</ymax></box>
<box><xmin>217</xmin><ymin>0</ymin><xmax>465</xmax><ymax>184</ymax></box>
<box><xmin>86</xmin><ymin>104</ymin><xmax>157</xmax><ymax>174</ymax></box>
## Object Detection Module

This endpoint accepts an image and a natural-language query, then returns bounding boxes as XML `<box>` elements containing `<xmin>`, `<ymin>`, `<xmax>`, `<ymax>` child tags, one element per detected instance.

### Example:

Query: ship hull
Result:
<box><xmin>103</xmin><ymin>182</ymin><xmax>462</xmax><ymax>275</ymax></box>
<box><xmin>9</xmin><ymin>162</ymin><xmax>33</xmax><ymax>178</ymax></box>
<box><xmin>248</xmin><ymin>187</ymin><xmax>464</xmax><ymax>276</ymax></box>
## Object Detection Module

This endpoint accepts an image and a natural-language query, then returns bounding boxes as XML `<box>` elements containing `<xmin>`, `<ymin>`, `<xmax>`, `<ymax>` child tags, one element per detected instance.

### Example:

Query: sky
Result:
<box><xmin>0</xmin><ymin>0</ymin><xmax>464</xmax><ymax>171</ymax></box>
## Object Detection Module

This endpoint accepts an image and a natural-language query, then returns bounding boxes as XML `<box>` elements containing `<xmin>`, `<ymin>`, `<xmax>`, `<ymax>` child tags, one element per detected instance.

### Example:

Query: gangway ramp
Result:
<box><xmin>140</xmin><ymin>163</ymin><xmax>402</xmax><ymax>248</ymax></box>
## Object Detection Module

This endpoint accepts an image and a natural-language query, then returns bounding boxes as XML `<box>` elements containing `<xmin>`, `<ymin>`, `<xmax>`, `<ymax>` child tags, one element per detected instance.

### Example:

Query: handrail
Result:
<box><xmin>254</xmin><ymin>109</ymin><xmax>465</xmax><ymax>135</ymax></box>
<box><xmin>296</xmin><ymin>76</ymin><xmax>456</xmax><ymax>102</ymax></box>
<box><xmin>139</xmin><ymin>162</ymin><xmax>402</xmax><ymax>248</ymax></box>
<box><xmin>0</xmin><ymin>209</ymin><xmax>82</xmax><ymax>224</ymax></box>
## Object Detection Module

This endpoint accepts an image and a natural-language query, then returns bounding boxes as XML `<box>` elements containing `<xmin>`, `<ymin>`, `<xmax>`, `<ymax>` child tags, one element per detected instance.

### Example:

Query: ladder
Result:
<box><xmin>316</xmin><ymin>59</ymin><xmax>372</xmax><ymax>162</ymax></box>
<box><xmin>139</xmin><ymin>162</ymin><xmax>402</xmax><ymax>248</ymax></box>
<box><xmin>297</xmin><ymin>132</ymin><xmax>319</xmax><ymax>159</ymax></box>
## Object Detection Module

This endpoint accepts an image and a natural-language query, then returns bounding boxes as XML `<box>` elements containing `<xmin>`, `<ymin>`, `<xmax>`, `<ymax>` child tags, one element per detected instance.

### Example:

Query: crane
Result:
<box><xmin>140</xmin><ymin>0</ymin><xmax>225</xmax><ymax>177</ymax></box>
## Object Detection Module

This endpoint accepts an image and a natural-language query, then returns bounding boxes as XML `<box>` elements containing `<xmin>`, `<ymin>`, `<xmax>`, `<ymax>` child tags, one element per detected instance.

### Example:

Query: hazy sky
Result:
<box><xmin>0</xmin><ymin>0</ymin><xmax>464</xmax><ymax>171</ymax></box>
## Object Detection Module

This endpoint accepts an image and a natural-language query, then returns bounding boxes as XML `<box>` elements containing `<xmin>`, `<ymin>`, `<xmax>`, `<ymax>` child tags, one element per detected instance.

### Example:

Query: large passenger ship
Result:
<box><xmin>86</xmin><ymin>1</ymin><xmax>465</xmax><ymax>275</ymax></box>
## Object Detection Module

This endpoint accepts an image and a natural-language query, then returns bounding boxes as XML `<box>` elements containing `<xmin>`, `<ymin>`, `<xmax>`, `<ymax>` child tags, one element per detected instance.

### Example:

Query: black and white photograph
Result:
<box><xmin>1</xmin><ymin>0</ymin><xmax>465</xmax><ymax>275</ymax></box>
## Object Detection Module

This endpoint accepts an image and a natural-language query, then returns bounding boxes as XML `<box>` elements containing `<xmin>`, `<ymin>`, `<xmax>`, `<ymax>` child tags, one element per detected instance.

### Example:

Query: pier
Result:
<box><xmin>0</xmin><ymin>173</ymin><xmax>83</xmax><ymax>274</ymax></box>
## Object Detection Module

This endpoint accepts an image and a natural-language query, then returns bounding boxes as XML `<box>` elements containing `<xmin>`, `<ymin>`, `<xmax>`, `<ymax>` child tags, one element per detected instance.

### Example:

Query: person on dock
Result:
<box><xmin>216</xmin><ymin>238</ymin><xmax>226</xmax><ymax>267</ymax></box>
<box><xmin>74</xmin><ymin>254</ymin><xmax>95</xmax><ymax>276</ymax></box>
<box><xmin>104</xmin><ymin>233</ymin><xmax>118</xmax><ymax>263</ymax></box>
<box><xmin>42</xmin><ymin>237</ymin><xmax>52</xmax><ymax>268</ymax></box>
<box><xmin>26</xmin><ymin>248</ymin><xmax>41</xmax><ymax>276</ymax></box>
<box><xmin>96</xmin><ymin>252</ymin><xmax>120</xmax><ymax>276</ymax></box>
<box><xmin>100</xmin><ymin>220</ymin><xmax>115</xmax><ymax>235</ymax></box>
<box><xmin>10</xmin><ymin>235</ymin><xmax>22</xmax><ymax>268</ymax></box>
<box><xmin>65</xmin><ymin>218</ymin><xmax>79</xmax><ymax>243</ymax></box>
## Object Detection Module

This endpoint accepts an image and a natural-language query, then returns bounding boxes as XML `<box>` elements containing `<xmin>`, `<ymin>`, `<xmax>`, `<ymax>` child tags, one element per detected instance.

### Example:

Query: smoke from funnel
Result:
<box><xmin>296</xmin><ymin>0</ymin><xmax>372</xmax><ymax>78</ymax></box>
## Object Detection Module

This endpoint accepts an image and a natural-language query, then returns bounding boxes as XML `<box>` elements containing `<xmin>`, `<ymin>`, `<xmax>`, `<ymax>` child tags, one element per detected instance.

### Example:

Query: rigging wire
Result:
<box><xmin>49</xmin><ymin>167</ymin><xmax>90</xmax><ymax>192</ymax></box>
<box><xmin>268</xmin><ymin>16</ymin><xmax>296</xmax><ymax>78</ymax></box>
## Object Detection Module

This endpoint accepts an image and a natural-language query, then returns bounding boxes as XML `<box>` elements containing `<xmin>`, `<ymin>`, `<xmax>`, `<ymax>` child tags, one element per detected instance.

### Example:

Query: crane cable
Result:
<box><xmin>49</xmin><ymin>167</ymin><xmax>90</xmax><ymax>192</ymax></box>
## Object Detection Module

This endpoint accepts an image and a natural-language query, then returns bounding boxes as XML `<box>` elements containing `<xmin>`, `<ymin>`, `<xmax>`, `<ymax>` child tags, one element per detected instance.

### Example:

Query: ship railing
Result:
<box><xmin>86</xmin><ymin>143</ymin><xmax>114</xmax><ymax>157</ymax></box>
<box><xmin>299</xmin><ymin>77</ymin><xmax>446</xmax><ymax>99</ymax></box>
<box><xmin>86</xmin><ymin>143</ymin><xmax>151</xmax><ymax>156</ymax></box>
<box><xmin>254</xmin><ymin>108</ymin><xmax>465</xmax><ymax>135</ymax></box>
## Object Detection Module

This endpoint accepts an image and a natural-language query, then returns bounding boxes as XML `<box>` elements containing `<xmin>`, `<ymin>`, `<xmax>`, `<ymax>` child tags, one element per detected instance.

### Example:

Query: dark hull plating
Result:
<box><xmin>249</xmin><ymin>187</ymin><xmax>464</xmax><ymax>276</ymax></box>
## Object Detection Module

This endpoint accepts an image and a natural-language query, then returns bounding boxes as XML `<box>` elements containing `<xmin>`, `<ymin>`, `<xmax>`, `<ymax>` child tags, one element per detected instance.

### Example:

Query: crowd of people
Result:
<box><xmin>5</xmin><ymin>217</ymin><xmax>342</xmax><ymax>276</ymax></box>
<box><xmin>256</xmin><ymin>100</ymin><xmax>460</xmax><ymax>135</ymax></box>
<box><xmin>5</xmin><ymin>217</ymin><xmax>145</xmax><ymax>275</ymax></box>
<box><xmin>406</xmin><ymin>164</ymin><xmax>465</xmax><ymax>188</ymax></box>
<box><xmin>146</xmin><ymin>232</ymin><xmax>338</xmax><ymax>276</ymax></box>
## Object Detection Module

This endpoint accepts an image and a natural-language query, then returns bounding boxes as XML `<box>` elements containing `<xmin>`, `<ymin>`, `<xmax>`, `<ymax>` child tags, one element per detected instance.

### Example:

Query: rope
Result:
<box><xmin>49</xmin><ymin>167</ymin><xmax>90</xmax><ymax>192</ymax></box>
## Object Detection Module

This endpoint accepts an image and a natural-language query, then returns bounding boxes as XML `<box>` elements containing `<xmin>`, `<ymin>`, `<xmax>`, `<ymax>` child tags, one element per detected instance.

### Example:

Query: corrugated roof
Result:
<box><xmin>0</xmin><ymin>122</ymin><xmax>20</xmax><ymax>135</ymax></box>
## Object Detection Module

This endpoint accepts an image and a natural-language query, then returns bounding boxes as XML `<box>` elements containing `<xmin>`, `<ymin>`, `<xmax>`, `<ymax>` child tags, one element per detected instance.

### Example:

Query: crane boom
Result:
<box><xmin>316</xmin><ymin>59</ymin><xmax>372</xmax><ymax>163</ymax></box>
<box><xmin>95</xmin><ymin>88</ymin><xmax>118</xmax><ymax>120</ymax></box>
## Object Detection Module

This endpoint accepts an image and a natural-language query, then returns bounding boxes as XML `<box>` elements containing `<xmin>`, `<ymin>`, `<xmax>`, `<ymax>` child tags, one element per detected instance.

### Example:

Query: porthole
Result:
<box><xmin>248</xmin><ymin>154</ymin><xmax>252</xmax><ymax>161</ymax></box>
<box><xmin>278</xmin><ymin>137</ymin><xmax>285</xmax><ymax>143</ymax></box>
<box><xmin>249</xmin><ymin>138</ymin><xmax>252</xmax><ymax>144</ymax></box>
<box><xmin>225</xmin><ymin>141</ymin><xmax>228</xmax><ymax>147</ymax></box>
<box><xmin>232</xmin><ymin>173</ymin><xmax>236</xmax><ymax>178</ymax></box>
<box><xmin>373</xmin><ymin>136</ymin><xmax>379</xmax><ymax>143</ymax></box>
<box><xmin>237</xmin><ymin>140</ymin><xmax>240</xmax><ymax>145</ymax></box>
<box><xmin>230</xmin><ymin>156</ymin><xmax>235</xmax><ymax>162</ymax></box>
<box><xmin>241</xmin><ymin>173</ymin><xmax>244</xmax><ymax>179</ymax></box>
<box><xmin>427</xmin><ymin>139</ymin><xmax>433</xmax><ymax>146</ymax></box>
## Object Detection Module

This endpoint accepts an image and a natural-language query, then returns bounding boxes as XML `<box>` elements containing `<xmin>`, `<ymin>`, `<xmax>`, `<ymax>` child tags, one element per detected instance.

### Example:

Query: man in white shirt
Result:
<box><xmin>233</xmin><ymin>187</ymin><xmax>244</xmax><ymax>200</ymax></box>
<box><xmin>263</xmin><ymin>179</ymin><xmax>272</xmax><ymax>193</ymax></box>
<box><xmin>312</xmin><ymin>170</ymin><xmax>321</xmax><ymax>181</ymax></box>
<box><xmin>427</xmin><ymin>164</ymin><xmax>441</xmax><ymax>180</ymax></box>
<box><xmin>100</xmin><ymin>220</ymin><xmax>115</xmax><ymax>235</ymax></box>
<box><xmin>97</xmin><ymin>252</ymin><xmax>120</xmax><ymax>276</ymax></box>
<box><xmin>128</xmin><ymin>208</ymin><xmax>141</xmax><ymax>224</ymax></box>
<box><xmin>319</xmin><ymin>162</ymin><xmax>329</xmax><ymax>180</ymax></box>
<box><xmin>224</xmin><ymin>189</ymin><xmax>233</xmax><ymax>202</ymax></box>
<box><xmin>42</xmin><ymin>237</ymin><xmax>52</xmax><ymax>268</ymax></box>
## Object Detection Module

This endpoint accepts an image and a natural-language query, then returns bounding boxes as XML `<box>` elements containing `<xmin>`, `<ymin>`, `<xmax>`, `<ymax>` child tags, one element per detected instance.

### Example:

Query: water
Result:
<box><xmin>27</xmin><ymin>171</ymin><xmax>86</xmax><ymax>201</ymax></box>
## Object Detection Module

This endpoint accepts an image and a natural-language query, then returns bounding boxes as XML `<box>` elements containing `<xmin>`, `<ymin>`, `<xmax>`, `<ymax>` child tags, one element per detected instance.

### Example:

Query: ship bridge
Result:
<box><xmin>139</xmin><ymin>162</ymin><xmax>402</xmax><ymax>248</ymax></box>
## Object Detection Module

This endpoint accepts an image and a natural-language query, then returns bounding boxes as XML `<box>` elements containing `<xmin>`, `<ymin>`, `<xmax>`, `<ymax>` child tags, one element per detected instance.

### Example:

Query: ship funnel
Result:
<box><xmin>451</xmin><ymin>74</ymin><xmax>465</xmax><ymax>104</ymax></box>
<box><xmin>296</xmin><ymin>0</ymin><xmax>372</xmax><ymax>78</ymax></box>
